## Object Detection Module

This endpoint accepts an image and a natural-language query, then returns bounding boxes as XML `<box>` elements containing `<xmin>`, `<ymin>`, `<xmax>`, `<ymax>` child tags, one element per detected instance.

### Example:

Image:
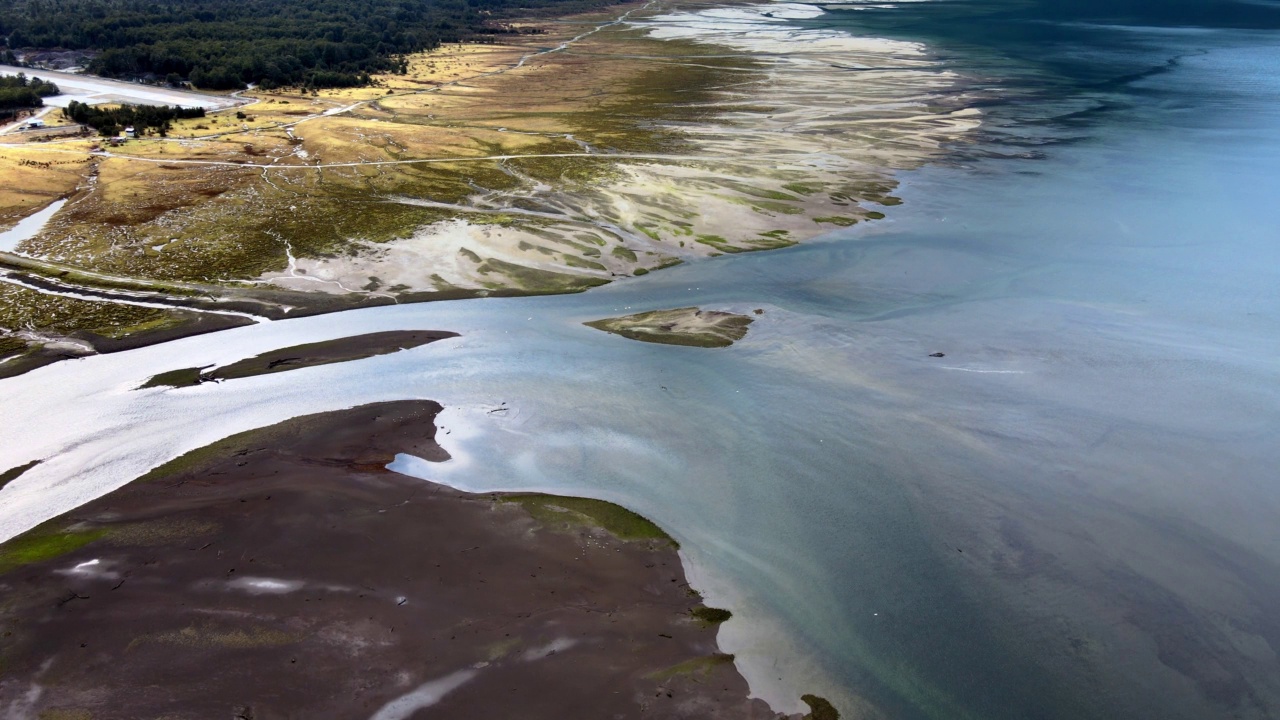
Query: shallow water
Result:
<box><xmin>2</xmin><ymin>1</ymin><xmax>1280</xmax><ymax>718</ymax></box>
<box><xmin>0</xmin><ymin>198</ymin><xmax>66</xmax><ymax>252</ymax></box>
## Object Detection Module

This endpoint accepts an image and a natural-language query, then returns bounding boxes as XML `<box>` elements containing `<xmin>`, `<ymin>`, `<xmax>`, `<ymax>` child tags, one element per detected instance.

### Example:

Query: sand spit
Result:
<box><xmin>0</xmin><ymin>401</ymin><xmax>832</xmax><ymax>719</ymax></box>
<box><xmin>138</xmin><ymin>329</ymin><xmax>458</xmax><ymax>388</ymax></box>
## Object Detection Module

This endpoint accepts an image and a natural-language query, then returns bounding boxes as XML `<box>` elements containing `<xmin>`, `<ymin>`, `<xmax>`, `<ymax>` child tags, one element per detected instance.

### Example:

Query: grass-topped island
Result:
<box><xmin>586</xmin><ymin>307</ymin><xmax>756</xmax><ymax>348</ymax></box>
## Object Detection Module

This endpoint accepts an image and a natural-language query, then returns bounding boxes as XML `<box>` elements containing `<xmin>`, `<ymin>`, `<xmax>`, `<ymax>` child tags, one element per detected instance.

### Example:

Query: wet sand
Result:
<box><xmin>0</xmin><ymin>401</ymin><xmax>811</xmax><ymax>719</ymax></box>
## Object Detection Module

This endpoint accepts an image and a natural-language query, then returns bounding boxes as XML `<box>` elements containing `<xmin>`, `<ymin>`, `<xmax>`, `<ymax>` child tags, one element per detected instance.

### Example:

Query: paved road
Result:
<box><xmin>0</xmin><ymin>106</ymin><xmax>55</xmax><ymax>135</ymax></box>
<box><xmin>0</xmin><ymin>65</ymin><xmax>242</xmax><ymax>110</ymax></box>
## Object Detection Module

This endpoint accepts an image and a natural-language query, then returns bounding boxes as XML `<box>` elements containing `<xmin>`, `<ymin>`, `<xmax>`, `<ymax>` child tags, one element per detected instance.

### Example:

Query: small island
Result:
<box><xmin>585</xmin><ymin>307</ymin><xmax>754</xmax><ymax>348</ymax></box>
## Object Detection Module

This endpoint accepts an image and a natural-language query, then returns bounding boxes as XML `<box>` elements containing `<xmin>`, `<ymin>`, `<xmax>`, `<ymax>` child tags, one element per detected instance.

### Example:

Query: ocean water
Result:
<box><xmin>2</xmin><ymin>1</ymin><xmax>1280</xmax><ymax>718</ymax></box>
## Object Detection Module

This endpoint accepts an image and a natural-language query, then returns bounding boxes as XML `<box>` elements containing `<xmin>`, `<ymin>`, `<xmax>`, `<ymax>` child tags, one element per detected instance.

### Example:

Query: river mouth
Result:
<box><xmin>2</xmin><ymin>1</ymin><xmax>1280</xmax><ymax>719</ymax></box>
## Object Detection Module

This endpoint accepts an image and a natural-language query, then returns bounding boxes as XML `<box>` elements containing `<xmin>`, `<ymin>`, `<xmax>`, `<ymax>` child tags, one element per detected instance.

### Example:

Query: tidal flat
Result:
<box><xmin>0</xmin><ymin>0</ymin><xmax>977</xmax><ymax>375</ymax></box>
<box><xmin>0</xmin><ymin>400</ymin><xmax>833</xmax><ymax>719</ymax></box>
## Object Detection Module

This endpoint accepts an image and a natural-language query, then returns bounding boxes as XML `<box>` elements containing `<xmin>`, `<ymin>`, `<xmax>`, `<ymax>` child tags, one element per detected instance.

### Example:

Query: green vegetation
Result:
<box><xmin>802</xmin><ymin>694</ymin><xmax>841</xmax><ymax>720</ymax></box>
<box><xmin>648</xmin><ymin>653</ymin><xmax>735</xmax><ymax>680</ymax></box>
<box><xmin>133</xmin><ymin>425</ymin><xmax>279</xmax><ymax>482</ymax></box>
<box><xmin>783</xmin><ymin>182</ymin><xmax>822</xmax><ymax>196</ymax></box>
<box><xmin>0</xmin><ymin>283</ymin><xmax>184</xmax><ymax>345</ymax></box>
<box><xmin>0</xmin><ymin>459</ymin><xmax>40</xmax><ymax>490</ymax></box>
<box><xmin>586</xmin><ymin>307</ymin><xmax>753</xmax><ymax>349</ymax></box>
<box><xmin>138</xmin><ymin>366</ymin><xmax>204</xmax><ymax>389</ymax></box>
<box><xmin>813</xmin><ymin>216</ymin><xmax>858</xmax><ymax>227</ymax></box>
<box><xmin>476</xmin><ymin>258</ymin><xmax>609</xmax><ymax>294</ymax></box>
<box><xmin>63</xmin><ymin>100</ymin><xmax>205</xmax><ymax>137</ymax></box>
<box><xmin>562</xmin><ymin>255</ymin><xmax>606</xmax><ymax>271</ymax></box>
<box><xmin>35</xmin><ymin>709</ymin><xmax>92</xmax><ymax>720</ymax></box>
<box><xmin>0</xmin><ymin>522</ymin><xmax>105</xmax><ymax>575</ymax></box>
<box><xmin>690</xmin><ymin>606</ymin><xmax>732</xmax><ymax>625</ymax></box>
<box><xmin>0</xmin><ymin>72</ymin><xmax>57</xmax><ymax>121</ymax></box>
<box><xmin>0</xmin><ymin>334</ymin><xmax>27</xmax><ymax>357</ymax></box>
<box><xmin>505</xmin><ymin>494</ymin><xmax>676</xmax><ymax>546</ymax></box>
<box><xmin>0</xmin><ymin>0</ymin><xmax>617</xmax><ymax>90</ymax></box>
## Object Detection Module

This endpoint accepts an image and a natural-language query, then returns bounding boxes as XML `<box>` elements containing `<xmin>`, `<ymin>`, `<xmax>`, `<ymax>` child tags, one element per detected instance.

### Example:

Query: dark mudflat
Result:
<box><xmin>140</xmin><ymin>330</ymin><xmax>458</xmax><ymax>388</ymax></box>
<box><xmin>0</xmin><ymin>401</ymin><xmax>818</xmax><ymax>719</ymax></box>
<box><xmin>0</xmin><ymin>460</ymin><xmax>40</xmax><ymax>491</ymax></box>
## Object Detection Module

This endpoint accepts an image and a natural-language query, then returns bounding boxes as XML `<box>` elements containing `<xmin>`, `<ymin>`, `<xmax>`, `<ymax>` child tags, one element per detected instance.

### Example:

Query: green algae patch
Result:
<box><xmin>0</xmin><ymin>524</ymin><xmax>107</xmax><ymax>575</ymax></box>
<box><xmin>506</xmin><ymin>494</ymin><xmax>676</xmax><ymax>547</ymax></box>
<box><xmin>691</xmin><ymin>607</ymin><xmax>733</xmax><ymax>626</ymax></box>
<box><xmin>0</xmin><ymin>460</ymin><xmax>41</xmax><ymax>491</ymax></box>
<box><xmin>104</xmin><ymin>518</ymin><xmax>221</xmax><ymax>547</ymax></box>
<box><xmin>585</xmin><ymin>307</ymin><xmax>753</xmax><ymax>349</ymax></box>
<box><xmin>476</xmin><ymin>259</ymin><xmax>610</xmax><ymax>294</ymax></box>
<box><xmin>784</xmin><ymin>182</ymin><xmax>823</xmax><ymax>196</ymax></box>
<box><xmin>648</xmin><ymin>653</ymin><xmax>736</xmax><ymax>681</ymax></box>
<box><xmin>133</xmin><ymin>425</ymin><xmax>280</xmax><ymax>483</ymax></box>
<box><xmin>38</xmin><ymin>709</ymin><xmax>93</xmax><ymax>720</ymax></box>
<box><xmin>802</xmin><ymin>694</ymin><xmax>841</xmax><ymax>720</ymax></box>
<box><xmin>0</xmin><ymin>335</ymin><xmax>28</xmax><ymax>358</ymax></box>
<box><xmin>814</xmin><ymin>216</ymin><xmax>858</xmax><ymax>227</ymax></box>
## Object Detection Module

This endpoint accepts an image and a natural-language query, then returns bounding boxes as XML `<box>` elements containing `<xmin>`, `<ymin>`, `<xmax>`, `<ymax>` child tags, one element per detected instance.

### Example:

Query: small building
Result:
<box><xmin>123</xmin><ymin>126</ymin><xmax>137</xmax><ymax>138</ymax></box>
<box><xmin>23</xmin><ymin>119</ymin><xmax>45</xmax><ymax>129</ymax></box>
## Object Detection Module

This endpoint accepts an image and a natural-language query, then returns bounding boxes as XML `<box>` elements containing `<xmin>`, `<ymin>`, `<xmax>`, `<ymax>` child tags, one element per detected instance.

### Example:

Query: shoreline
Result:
<box><xmin>0</xmin><ymin>0</ymin><xmax>978</xmax><ymax>379</ymax></box>
<box><xmin>0</xmin><ymin>400</ymin><xmax>832</xmax><ymax>719</ymax></box>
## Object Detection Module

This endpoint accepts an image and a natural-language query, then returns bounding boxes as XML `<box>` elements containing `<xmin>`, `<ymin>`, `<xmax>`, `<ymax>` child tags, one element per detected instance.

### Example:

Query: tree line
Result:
<box><xmin>62</xmin><ymin>99</ymin><xmax>205</xmax><ymax>136</ymax></box>
<box><xmin>0</xmin><ymin>72</ymin><xmax>57</xmax><ymax>121</ymax></box>
<box><xmin>0</xmin><ymin>0</ymin><xmax>620</xmax><ymax>90</ymax></box>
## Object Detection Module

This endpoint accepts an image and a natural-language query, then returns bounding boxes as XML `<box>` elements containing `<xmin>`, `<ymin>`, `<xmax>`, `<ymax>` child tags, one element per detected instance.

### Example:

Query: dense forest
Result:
<box><xmin>0</xmin><ymin>0</ymin><xmax>619</xmax><ymax>90</ymax></box>
<box><xmin>0</xmin><ymin>72</ymin><xmax>58</xmax><ymax>121</ymax></box>
<box><xmin>63</xmin><ymin>99</ymin><xmax>205</xmax><ymax>136</ymax></box>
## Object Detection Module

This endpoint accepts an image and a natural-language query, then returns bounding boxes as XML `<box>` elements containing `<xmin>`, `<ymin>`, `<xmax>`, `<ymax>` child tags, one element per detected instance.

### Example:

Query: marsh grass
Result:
<box><xmin>506</xmin><ymin>494</ymin><xmax>677</xmax><ymax>547</ymax></box>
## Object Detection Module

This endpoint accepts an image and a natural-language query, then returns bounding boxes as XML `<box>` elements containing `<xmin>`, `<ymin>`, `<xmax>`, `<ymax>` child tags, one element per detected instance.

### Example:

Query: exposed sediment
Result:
<box><xmin>0</xmin><ymin>0</ymin><xmax>978</xmax><ymax>377</ymax></box>
<box><xmin>586</xmin><ymin>306</ymin><xmax>753</xmax><ymax>347</ymax></box>
<box><xmin>0</xmin><ymin>401</ymin><xmax>835</xmax><ymax>719</ymax></box>
<box><xmin>138</xmin><ymin>329</ymin><xmax>458</xmax><ymax>388</ymax></box>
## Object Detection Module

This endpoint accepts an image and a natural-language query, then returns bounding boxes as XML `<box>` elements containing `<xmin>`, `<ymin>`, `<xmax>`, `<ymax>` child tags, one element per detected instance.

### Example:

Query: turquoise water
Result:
<box><xmin>2</xmin><ymin>1</ymin><xmax>1279</xmax><ymax>718</ymax></box>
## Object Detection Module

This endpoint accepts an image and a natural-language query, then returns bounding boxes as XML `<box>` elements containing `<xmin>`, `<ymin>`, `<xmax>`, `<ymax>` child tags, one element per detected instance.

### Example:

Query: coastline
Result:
<box><xmin>0</xmin><ymin>0</ymin><xmax>978</xmax><ymax>378</ymax></box>
<box><xmin>0</xmin><ymin>400</ymin><xmax>829</xmax><ymax>719</ymax></box>
<box><xmin>0</xmin><ymin>2</ymin><xmax>985</xmax><ymax>717</ymax></box>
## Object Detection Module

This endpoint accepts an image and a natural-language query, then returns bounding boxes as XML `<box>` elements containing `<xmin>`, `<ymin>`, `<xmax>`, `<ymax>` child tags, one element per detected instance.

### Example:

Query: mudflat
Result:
<box><xmin>139</xmin><ymin>329</ymin><xmax>458</xmax><ymax>388</ymax></box>
<box><xmin>0</xmin><ymin>401</ymin><xmax>813</xmax><ymax>719</ymax></box>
